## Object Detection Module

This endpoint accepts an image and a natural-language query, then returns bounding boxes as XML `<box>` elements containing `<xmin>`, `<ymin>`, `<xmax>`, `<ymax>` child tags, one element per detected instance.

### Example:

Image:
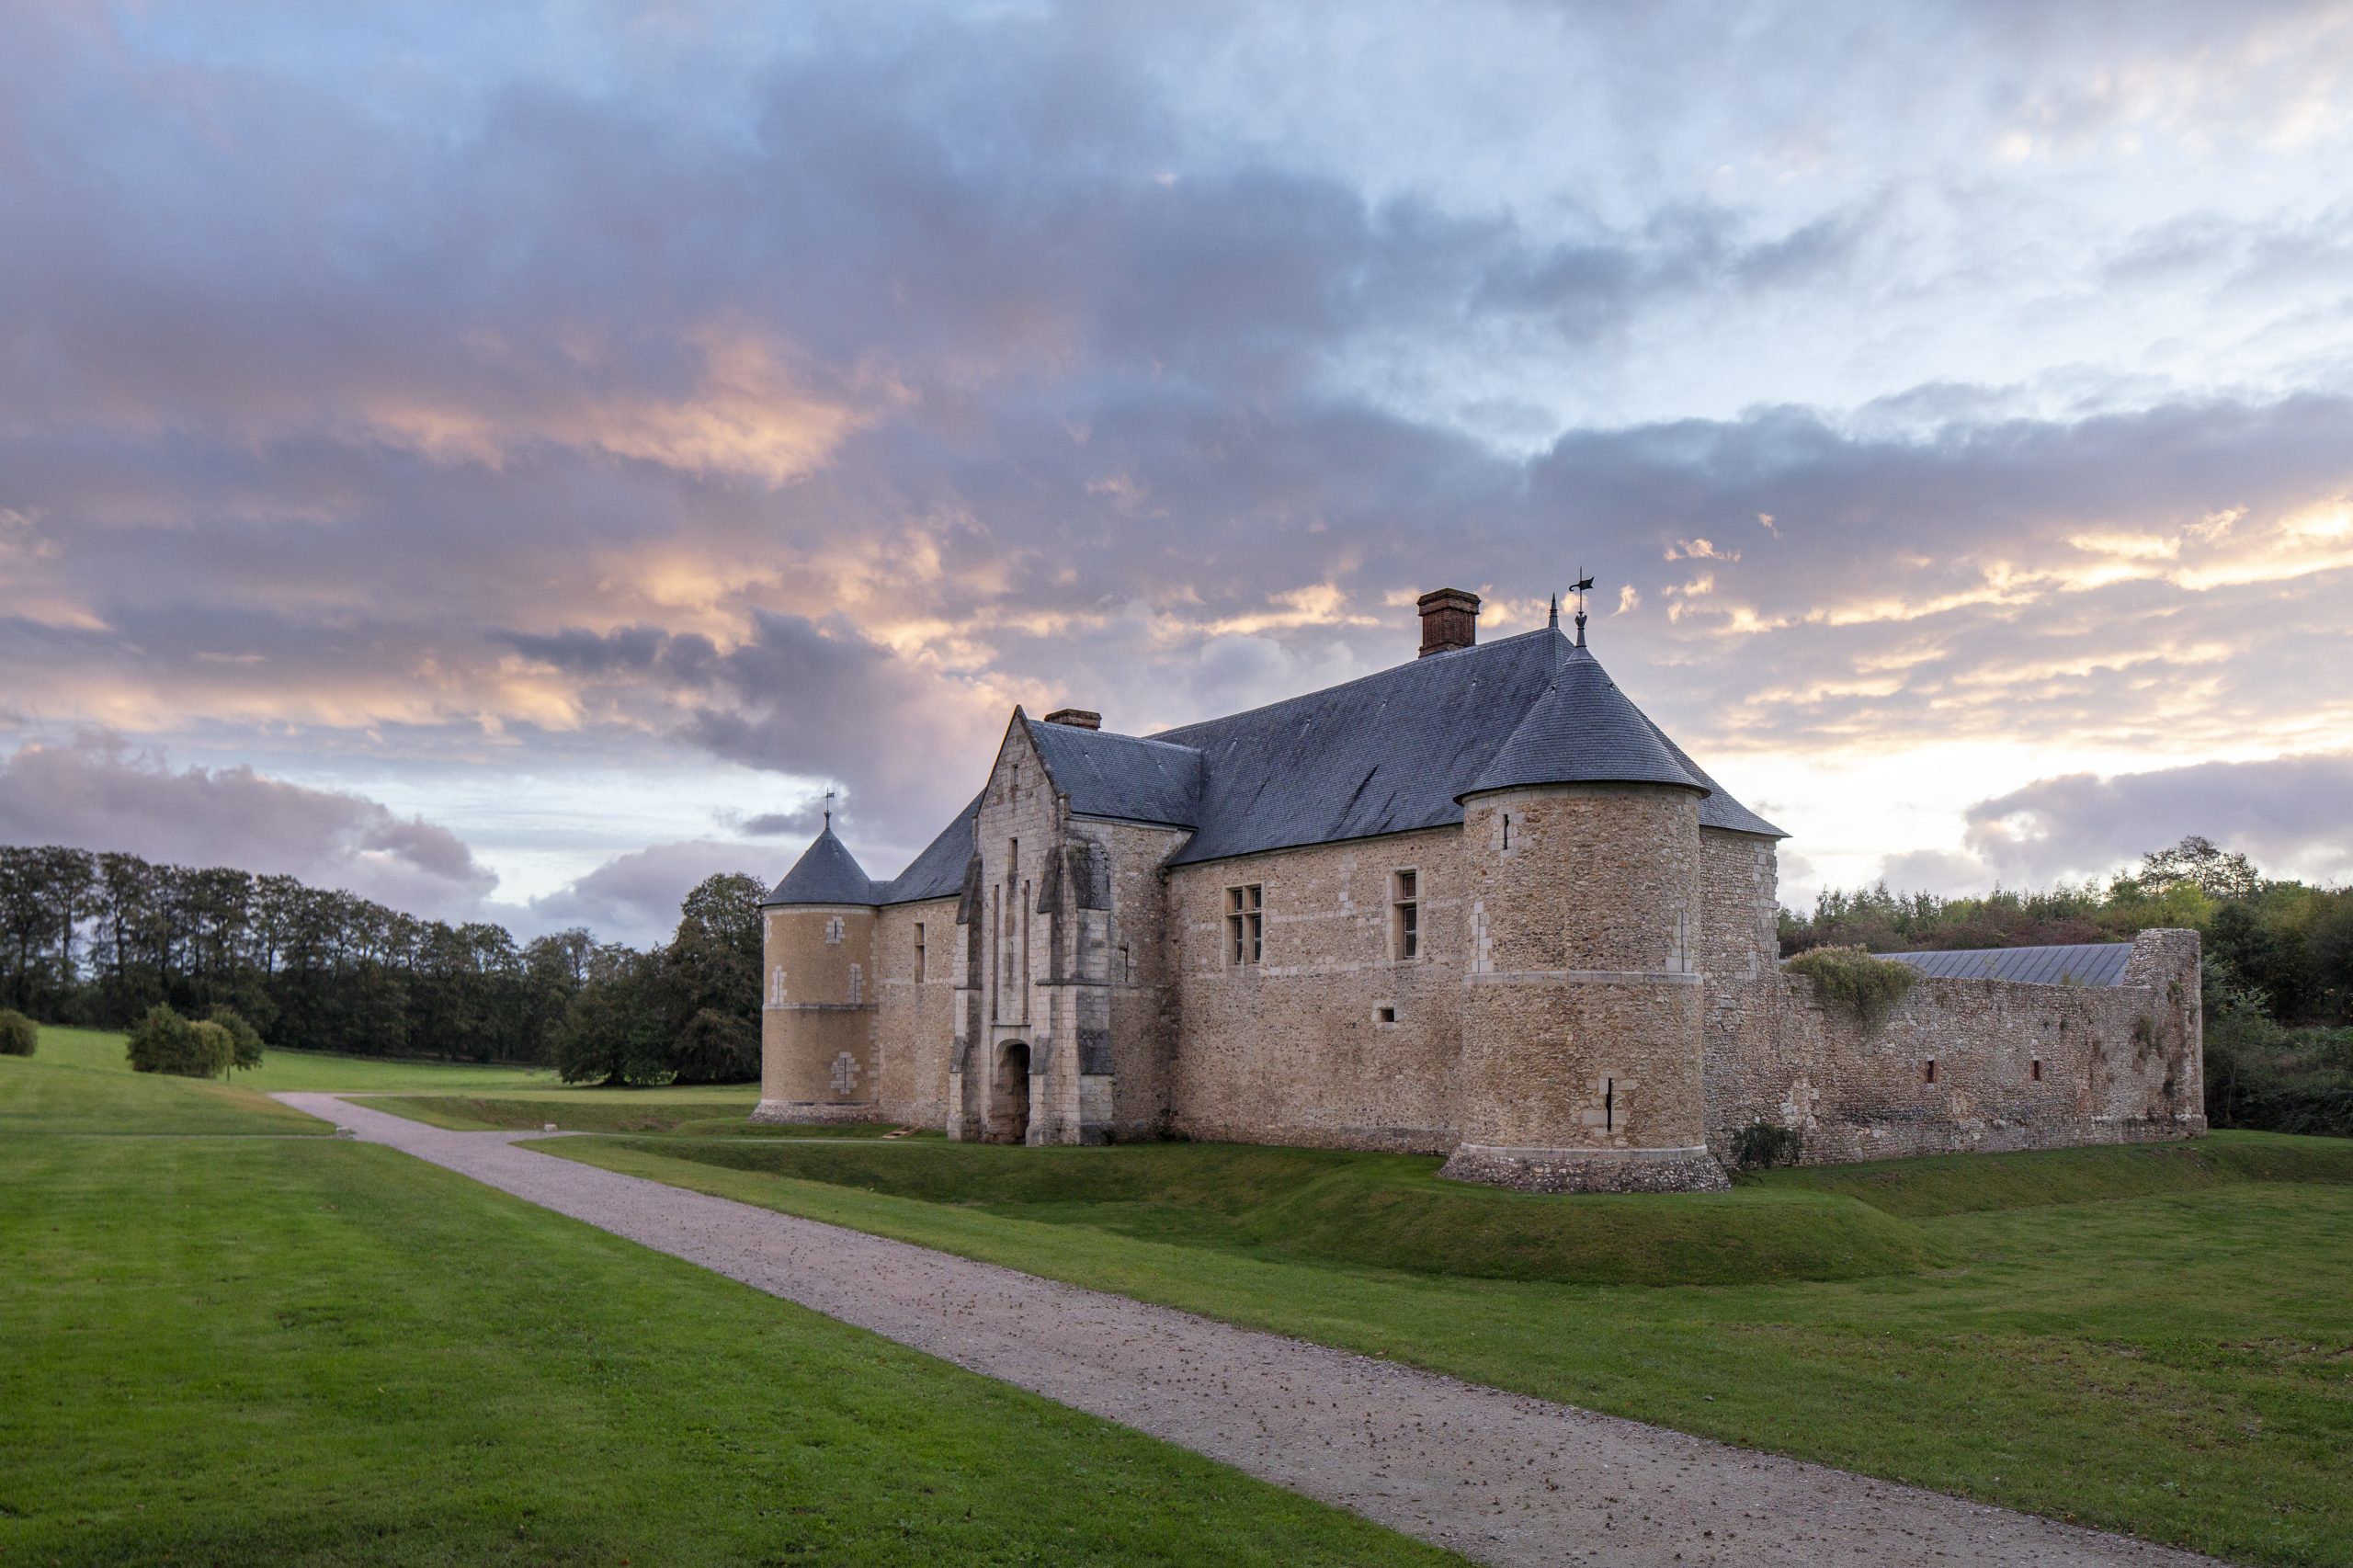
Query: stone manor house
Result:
<box><xmin>756</xmin><ymin>589</ymin><xmax>2205</xmax><ymax>1192</ymax></box>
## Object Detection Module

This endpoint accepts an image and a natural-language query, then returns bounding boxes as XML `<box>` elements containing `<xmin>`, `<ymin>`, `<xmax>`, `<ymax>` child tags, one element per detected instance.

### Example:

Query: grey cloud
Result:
<box><xmin>3</xmin><ymin>0</ymin><xmax>2352</xmax><ymax>897</ymax></box>
<box><xmin>501</xmin><ymin>610</ymin><xmax>985</xmax><ymax>845</ymax></box>
<box><xmin>1876</xmin><ymin>849</ymin><xmax>2001</xmax><ymax>897</ymax></box>
<box><xmin>735</xmin><ymin>806</ymin><xmax>825</xmax><ymax>837</ymax></box>
<box><xmin>0</xmin><ymin>732</ymin><xmax>497</xmax><ymax>915</ymax></box>
<box><xmin>509</xmin><ymin>838</ymin><xmax>768</xmax><ymax>949</ymax></box>
<box><xmin>1962</xmin><ymin>753</ymin><xmax>2353</xmax><ymax>885</ymax></box>
<box><xmin>1472</xmin><ymin>202</ymin><xmax>1879</xmax><ymax>342</ymax></box>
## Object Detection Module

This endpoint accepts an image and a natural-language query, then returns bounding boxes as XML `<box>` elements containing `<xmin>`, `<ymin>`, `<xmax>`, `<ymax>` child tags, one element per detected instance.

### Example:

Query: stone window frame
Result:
<box><xmin>1225</xmin><ymin>883</ymin><xmax>1264</xmax><ymax>967</ymax></box>
<box><xmin>914</xmin><ymin>921</ymin><xmax>926</xmax><ymax>983</ymax></box>
<box><xmin>1388</xmin><ymin>866</ymin><xmax>1422</xmax><ymax>962</ymax></box>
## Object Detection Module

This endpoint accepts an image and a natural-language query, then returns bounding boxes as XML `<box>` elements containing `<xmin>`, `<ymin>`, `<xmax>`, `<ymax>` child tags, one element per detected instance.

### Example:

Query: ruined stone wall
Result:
<box><xmin>1167</xmin><ymin>826</ymin><xmax>1469</xmax><ymax>1151</ymax></box>
<box><xmin>1706</xmin><ymin>927</ymin><xmax>2206</xmax><ymax>1165</ymax></box>
<box><xmin>754</xmin><ymin>903</ymin><xmax>878</xmax><ymax>1122</ymax></box>
<box><xmin>869</xmin><ymin>896</ymin><xmax>959</xmax><ymax>1128</ymax></box>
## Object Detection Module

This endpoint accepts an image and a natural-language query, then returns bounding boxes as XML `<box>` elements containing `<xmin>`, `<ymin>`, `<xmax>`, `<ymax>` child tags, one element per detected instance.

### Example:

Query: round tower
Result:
<box><xmin>1440</xmin><ymin>642</ymin><xmax>1729</xmax><ymax>1192</ymax></box>
<box><xmin>750</xmin><ymin>821</ymin><xmax>881</xmax><ymax>1125</ymax></box>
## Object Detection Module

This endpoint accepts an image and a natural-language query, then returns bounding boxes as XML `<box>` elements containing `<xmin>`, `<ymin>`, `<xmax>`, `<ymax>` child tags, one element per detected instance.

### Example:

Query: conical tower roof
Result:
<box><xmin>1460</xmin><ymin>639</ymin><xmax>1709</xmax><ymax>800</ymax></box>
<box><xmin>762</xmin><ymin>822</ymin><xmax>876</xmax><ymax>907</ymax></box>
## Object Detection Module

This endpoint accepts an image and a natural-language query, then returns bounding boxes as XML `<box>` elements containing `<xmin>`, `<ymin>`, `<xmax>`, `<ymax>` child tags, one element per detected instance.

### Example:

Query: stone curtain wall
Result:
<box><xmin>764</xmin><ymin>751</ymin><xmax>2204</xmax><ymax>1181</ymax></box>
<box><xmin>1168</xmin><ymin>827</ymin><xmax>1470</xmax><ymax>1152</ymax></box>
<box><xmin>1706</xmin><ymin>927</ymin><xmax>2207</xmax><ymax>1165</ymax></box>
<box><xmin>870</xmin><ymin>897</ymin><xmax>960</xmax><ymax>1128</ymax></box>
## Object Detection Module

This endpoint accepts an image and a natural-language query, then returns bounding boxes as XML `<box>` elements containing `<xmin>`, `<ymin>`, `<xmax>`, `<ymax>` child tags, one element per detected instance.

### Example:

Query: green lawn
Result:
<box><xmin>0</xmin><ymin>1028</ymin><xmax>1458</xmax><ymax>1566</ymax></box>
<box><xmin>360</xmin><ymin>1090</ymin><xmax>779</xmax><ymax>1134</ymax></box>
<box><xmin>539</xmin><ymin>1129</ymin><xmax>2353</xmax><ymax>1567</ymax></box>
<box><xmin>26</xmin><ymin>1023</ymin><xmax>568</xmax><ymax>1093</ymax></box>
<box><xmin>1</xmin><ymin>1026</ymin><xmax>328</xmax><ymax>1136</ymax></box>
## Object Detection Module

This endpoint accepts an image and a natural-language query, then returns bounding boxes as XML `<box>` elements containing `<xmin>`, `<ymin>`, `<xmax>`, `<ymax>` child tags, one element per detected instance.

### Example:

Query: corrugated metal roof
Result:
<box><xmin>762</xmin><ymin>824</ymin><xmax>876</xmax><ymax>907</ymax></box>
<box><xmin>1876</xmin><ymin>943</ymin><xmax>2137</xmax><ymax>987</ymax></box>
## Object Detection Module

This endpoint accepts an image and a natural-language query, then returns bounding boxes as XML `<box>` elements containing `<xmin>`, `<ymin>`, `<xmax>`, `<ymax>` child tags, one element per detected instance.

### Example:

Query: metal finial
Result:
<box><xmin>1571</xmin><ymin>568</ymin><xmax>1595</xmax><ymax>648</ymax></box>
<box><xmin>1547</xmin><ymin>593</ymin><xmax>1559</xmax><ymax>631</ymax></box>
<box><xmin>823</xmin><ymin>786</ymin><xmax>835</xmax><ymax>829</ymax></box>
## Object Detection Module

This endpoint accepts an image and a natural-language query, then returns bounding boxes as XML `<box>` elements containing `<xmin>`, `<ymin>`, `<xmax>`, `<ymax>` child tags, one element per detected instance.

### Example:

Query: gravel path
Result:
<box><xmin>278</xmin><ymin>1093</ymin><xmax>2219</xmax><ymax>1568</ymax></box>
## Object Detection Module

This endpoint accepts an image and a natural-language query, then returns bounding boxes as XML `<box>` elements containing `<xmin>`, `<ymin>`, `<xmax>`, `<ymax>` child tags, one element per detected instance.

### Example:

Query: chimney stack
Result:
<box><xmin>1415</xmin><ymin>588</ymin><xmax>1480</xmax><ymax>657</ymax></box>
<box><xmin>1042</xmin><ymin>708</ymin><xmax>1101</xmax><ymax>730</ymax></box>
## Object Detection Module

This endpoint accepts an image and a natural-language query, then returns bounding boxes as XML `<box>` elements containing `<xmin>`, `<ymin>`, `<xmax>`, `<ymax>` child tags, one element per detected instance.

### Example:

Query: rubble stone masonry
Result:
<box><xmin>760</xmin><ymin>736</ymin><xmax>2203</xmax><ymax>1186</ymax></box>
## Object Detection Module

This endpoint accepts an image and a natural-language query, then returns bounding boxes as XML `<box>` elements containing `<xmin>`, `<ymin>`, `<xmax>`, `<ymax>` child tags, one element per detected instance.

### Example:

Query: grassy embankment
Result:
<box><xmin>514</xmin><ymin>1117</ymin><xmax>2353</xmax><ymax>1568</ymax></box>
<box><xmin>0</xmin><ymin>1029</ymin><xmax>1458</xmax><ymax>1567</ymax></box>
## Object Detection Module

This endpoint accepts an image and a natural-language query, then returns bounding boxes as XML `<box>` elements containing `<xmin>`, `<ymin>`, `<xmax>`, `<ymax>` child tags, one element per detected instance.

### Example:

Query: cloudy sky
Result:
<box><xmin>4</xmin><ymin>0</ymin><xmax>2352</xmax><ymax>944</ymax></box>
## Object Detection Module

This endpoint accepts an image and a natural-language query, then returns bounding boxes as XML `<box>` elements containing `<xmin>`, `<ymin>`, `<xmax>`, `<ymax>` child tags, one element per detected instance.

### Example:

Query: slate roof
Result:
<box><xmin>779</xmin><ymin>625</ymin><xmax>1784</xmax><ymax>905</ymax></box>
<box><xmin>1023</xmin><ymin>717</ymin><xmax>1204</xmax><ymax>829</ymax></box>
<box><xmin>1874</xmin><ymin>942</ymin><xmax>2137</xmax><ymax>988</ymax></box>
<box><xmin>1145</xmin><ymin>626</ymin><xmax>1782</xmax><ymax>865</ymax></box>
<box><xmin>1466</xmin><ymin>644</ymin><xmax>1707</xmax><ymax>798</ymax></box>
<box><xmin>762</xmin><ymin>822</ymin><xmax>876</xmax><ymax>907</ymax></box>
<box><xmin>873</xmin><ymin>795</ymin><xmax>980</xmax><ymax>904</ymax></box>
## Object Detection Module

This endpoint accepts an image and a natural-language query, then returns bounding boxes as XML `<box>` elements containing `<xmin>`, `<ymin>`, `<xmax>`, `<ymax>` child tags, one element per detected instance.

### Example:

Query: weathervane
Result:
<box><xmin>823</xmin><ymin>786</ymin><xmax>835</xmax><ymax>829</ymax></box>
<box><xmin>1571</xmin><ymin>568</ymin><xmax>1596</xmax><ymax>648</ymax></box>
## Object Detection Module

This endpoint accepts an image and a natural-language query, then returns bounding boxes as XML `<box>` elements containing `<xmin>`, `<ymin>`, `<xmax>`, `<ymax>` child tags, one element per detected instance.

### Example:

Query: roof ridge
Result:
<box><xmin>1149</xmin><ymin>624</ymin><xmax>1561</xmax><ymax>742</ymax></box>
<box><xmin>1025</xmin><ymin>718</ymin><xmax>1203</xmax><ymax>755</ymax></box>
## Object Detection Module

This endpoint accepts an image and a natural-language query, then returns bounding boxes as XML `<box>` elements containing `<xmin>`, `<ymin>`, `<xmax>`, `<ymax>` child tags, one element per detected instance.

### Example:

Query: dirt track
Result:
<box><xmin>278</xmin><ymin>1093</ymin><xmax>2219</xmax><ymax>1568</ymax></box>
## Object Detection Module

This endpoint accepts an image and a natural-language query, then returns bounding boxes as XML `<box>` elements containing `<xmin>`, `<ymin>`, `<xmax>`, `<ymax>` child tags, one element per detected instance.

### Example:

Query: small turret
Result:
<box><xmin>1441</xmin><ymin>632</ymin><xmax>1727</xmax><ymax>1192</ymax></box>
<box><xmin>752</xmin><ymin>821</ymin><xmax>881</xmax><ymax>1125</ymax></box>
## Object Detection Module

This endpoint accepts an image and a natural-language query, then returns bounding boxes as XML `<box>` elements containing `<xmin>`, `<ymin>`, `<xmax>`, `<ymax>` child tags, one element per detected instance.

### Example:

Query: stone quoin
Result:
<box><xmin>755</xmin><ymin>588</ymin><xmax>2204</xmax><ymax>1192</ymax></box>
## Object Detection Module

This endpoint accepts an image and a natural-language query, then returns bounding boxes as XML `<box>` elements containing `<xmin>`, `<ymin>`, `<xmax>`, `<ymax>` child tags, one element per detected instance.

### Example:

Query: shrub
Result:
<box><xmin>1785</xmin><ymin>945</ymin><xmax>1919</xmax><ymax>1029</ymax></box>
<box><xmin>1732</xmin><ymin>1119</ymin><xmax>1804</xmax><ymax>1170</ymax></box>
<box><xmin>0</xmin><ymin>1009</ymin><xmax>36</xmax><ymax>1056</ymax></box>
<box><xmin>126</xmin><ymin>1005</ymin><xmax>233</xmax><ymax>1077</ymax></box>
<box><xmin>206</xmin><ymin>1006</ymin><xmax>266</xmax><ymax>1071</ymax></box>
<box><xmin>2204</xmin><ymin>968</ymin><xmax>2353</xmax><ymax>1137</ymax></box>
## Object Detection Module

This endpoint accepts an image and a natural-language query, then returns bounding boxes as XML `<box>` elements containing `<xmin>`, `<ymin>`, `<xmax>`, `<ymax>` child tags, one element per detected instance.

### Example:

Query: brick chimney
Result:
<box><xmin>1042</xmin><ymin>708</ymin><xmax>1101</xmax><ymax>730</ymax></box>
<box><xmin>1415</xmin><ymin>588</ymin><xmax>1480</xmax><ymax>657</ymax></box>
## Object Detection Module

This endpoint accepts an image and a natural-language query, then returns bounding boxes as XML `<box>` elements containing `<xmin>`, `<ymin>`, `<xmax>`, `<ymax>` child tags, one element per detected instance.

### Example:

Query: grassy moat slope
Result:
<box><xmin>0</xmin><ymin>1031</ymin><xmax>1455</xmax><ymax>1567</ymax></box>
<box><xmin>526</xmin><ymin>1119</ymin><xmax>2353</xmax><ymax>1568</ymax></box>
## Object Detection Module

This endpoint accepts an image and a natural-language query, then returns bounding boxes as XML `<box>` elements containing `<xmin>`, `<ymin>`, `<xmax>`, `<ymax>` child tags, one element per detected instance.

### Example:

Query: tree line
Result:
<box><xmin>1780</xmin><ymin>835</ymin><xmax>2353</xmax><ymax>1137</ymax></box>
<box><xmin>0</xmin><ymin>845</ymin><xmax>767</xmax><ymax>1085</ymax></box>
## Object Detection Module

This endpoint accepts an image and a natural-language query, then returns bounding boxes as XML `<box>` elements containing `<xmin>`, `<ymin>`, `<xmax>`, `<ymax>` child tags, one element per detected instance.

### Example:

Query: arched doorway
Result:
<box><xmin>990</xmin><ymin>1040</ymin><xmax>1031</xmax><ymax>1144</ymax></box>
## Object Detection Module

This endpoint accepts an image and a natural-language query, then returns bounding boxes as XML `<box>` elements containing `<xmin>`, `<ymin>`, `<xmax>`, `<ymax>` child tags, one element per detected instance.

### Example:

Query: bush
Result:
<box><xmin>126</xmin><ymin>1004</ymin><xmax>233</xmax><ymax>1078</ymax></box>
<box><xmin>1732</xmin><ymin>1119</ymin><xmax>1804</xmax><ymax>1170</ymax></box>
<box><xmin>0</xmin><ymin>1009</ymin><xmax>36</xmax><ymax>1056</ymax></box>
<box><xmin>1785</xmin><ymin>945</ymin><xmax>1919</xmax><ymax>1029</ymax></box>
<box><xmin>207</xmin><ymin>1006</ymin><xmax>266</xmax><ymax>1070</ymax></box>
<box><xmin>2204</xmin><ymin>967</ymin><xmax>2353</xmax><ymax>1137</ymax></box>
